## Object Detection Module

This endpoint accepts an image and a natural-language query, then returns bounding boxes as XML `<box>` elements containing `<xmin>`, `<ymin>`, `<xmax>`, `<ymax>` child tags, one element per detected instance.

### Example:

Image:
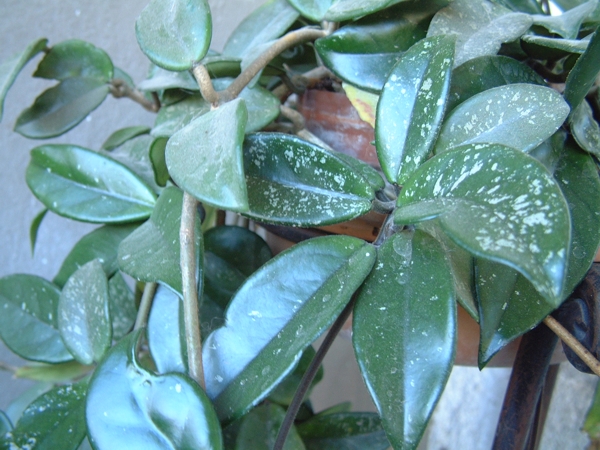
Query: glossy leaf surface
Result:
<box><xmin>135</xmin><ymin>0</ymin><xmax>212</xmax><ymax>71</ymax></box>
<box><xmin>235</xmin><ymin>403</ymin><xmax>305</xmax><ymax>449</ymax></box>
<box><xmin>315</xmin><ymin>7</ymin><xmax>427</xmax><ymax>92</ymax></box>
<box><xmin>571</xmin><ymin>100</ymin><xmax>600</xmax><ymax>157</ymax></box>
<box><xmin>29</xmin><ymin>208</ymin><xmax>48</xmax><ymax>255</ymax></box>
<box><xmin>203</xmin><ymin>236</ymin><xmax>376</xmax><ymax>422</ymax></box>
<box><xmin>148</xmin><ymin>285</ymin><xmax>187</xmax><ymax>374</ymax></box>
<box><xmin>427</xmin><ymin>0</ymin><xmax>532</xmax><ymax>67</ymax></box>
<box><xmin>564</xmin><ymin>27</ymin><xmax>600</xmax><ymax>112</ymax></box>
<box><xmin>118</xmin><ymin>186</ymin><xmax>202</xmax><ymax>295</ymax></box>
<box><xmin>288</xmin><ymin>0</ymin><xmax>405</xmax><ymax>21</ymax></box>
<box><xmin>376</xmin><ymin>35</ymin><xmax>454</xmax><ymax>184</ymax></box>
<box><xmin>435</xmin><ymin>84</ymin><xmax>570</xmax><ymax>154</ymax></box>
<box><xmin>0</xmin><ymin>410</ymin><xmax>11</xmax><ymax>435</ymax></box>
<box><xmin>531</xmin><ymin>0</ymin><xmax>597</xmax><ymax>39</ymax></box>
<box><xmin>268</xmin><ymin>346</ymin><xmax>323</xmax><ymax>406</ymax></box>
<box><xmin>138</xmin><ymin>66</ymin><xmax>199</xmax><ymax>91</ymax></box>
<box><xmin>5</xmin><ymin>383</ymin><xmax>52</xmax><ymax>426</ymax></box>
<box><xmin>54</xmin><ymin>224</ymin><xmax>137</xmax><ymax>288</ymax></box>
<box><xmin>223</xmin><ymin>0</ymin><xmax>299</xmax><ymax>57</ymax></box>
<box><xmin>86</xmin><ymin>331</ymin><xmax>223</xmax><ymax>450</ymax></box>
<box><xmin>149</xmin><ymin>137</ymin><xmax>170</xmax><ymax>187</ymax></box>
<box><xmin>204</xmin><ymin>226</ymin><xmax>272</xmax><ymax>309</ymax></box>
<box><xmin>15</xmin><ymin>77</ymin><xmax>109</xmax><ymax>138</ymax></box>
<box><xmin>395</xmin><ymin>144</ymin><xmax>571</xmax><ymax>303</ymax></box>
<box><xmin>107</xmin><ymin>273</ymin><xmax>137</xmax><ymax>340</ymax></box>
<box><xmin>0</xmin><ymin>275</ymin><xmax>71</xmax><ymax>363</ymax></box>
<box><xmin>447</xmin><ymin>55</ymin><xmax>545</xmax><ymax>111</ymax></box>
<box><xmin>26</xmin><ymin>144</ymin><xmax>156</xmax><ymax>223</ymax></box>
<box><xmin>0</xmin><ymin>38</ymin><xmax>47</xmax><ymax>121</ymax></box>
<box><xmin>297</xmin><ymin>412</ymin><xmax>389</xmax><ymax>450</ymax></box>
<box><xmin>353</xmin><ymin>230</ymin><xmax>455</xmax><ymax>449</ymax></box>
<box><xmin>166</xmin><ymin>98</ymin><xmax>249</xmax><ymax>212</ymax></box>
<box><xmin>34</xmin><ymin>39</ymin><xmax>113</xmax><ymax>81</ymax></box>
<box><xmin>151</xmin><ymin>94</ymin><xmax>210</xmax><ymax>138</ymax></box>
<box><xmin>521</xmin><ymin>35</ymin><xmax>589</xmax><ymax>57</ymax></box>
<box><xmin>102</xmin><ymin>125</ymin><xmax>151</xmax><ymax>151</ymax></box>
<box><xmin>343</xmin><ymin>83</ymin><xmax>378</xmax><ymax>127</ymax></box>
<box><xmin>243</xmin><ymin>133</ymin><xmax>375</xmax><ymax>226</ymax></box>
<box><xmin>58</xmin><ymin>260</ymin><xmax>111</xmax><ymax>365</ymax></box>
<box><xmin>6</xmin><ymin>382</ymin><xmax>87</xmax><ymax>450</ymax></box>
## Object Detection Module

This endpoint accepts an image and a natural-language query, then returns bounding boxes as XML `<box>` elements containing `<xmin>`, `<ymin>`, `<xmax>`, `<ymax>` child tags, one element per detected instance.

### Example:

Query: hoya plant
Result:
<box><xmin>1</xmin><ymin>0</ymin><xmax>600</xmax><ymax>448</ymax></box>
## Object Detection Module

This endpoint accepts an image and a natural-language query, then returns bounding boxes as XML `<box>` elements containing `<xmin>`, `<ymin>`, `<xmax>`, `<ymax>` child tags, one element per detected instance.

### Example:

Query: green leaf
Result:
<box><xmin>315</xmin><ymin>5</ymin><xmax>428</xmax><ymax>93</ymax></box>
<box><xmin>15</xmin><ymin>77</ymin><xmax>109</xmax><ymax>138</ymax></box>
<box><xmin>138</xmin><ymin>66</ymin><xmax>199</xmax><ymax>91</ymax></box>
<box><xmin>107</xmin><ymin>273</ymin><xmax>137</xmax><ymax>340</ymax></box>
<box><xmin>0</xmin><ymin>37</ymin><xmax>47</xmax><ymax>121</ymax></box>
<box><xmin>243</xmin><ymin>133</ymin><xmax>375</xmax><ymax>226</ymax></box>
<box><xmin>435</xmin><ymin>84</ymin><xmax>570</xmax><ymax>154</ymax></box>
<box><xmin>571</xmin><ymin>100</ymin><xmax>600</xmax><ymax>157</ymax></box>
<box><xmin>427</xmin><ymin>0</ymin><xmax>533</xmax><ymax>67</ymax></box>
<box><xmin>86</xmin><ymin>330</ymin><xmax>223</xmax><ymax>450</ymax></box>
<box><xmin>296</xmin><ymin>412</ymin><xmax>389</xmax><ymax>450</ymax></box>
<box><xmin>102</xmin><ymin>125</ymin><xmax>151</xmax><ymax>150</ymax></box>
<box><xmin>151</xmin><ymin>94</ymin><xmax>210</xmax><ymax>137</ymax></box>
<box><xmin>493</xmin><ymin>0</ymin><xmax>544</xmax><ymax>13</ymax></box>
<box><xmin>531</xmin><ymin>0</ymin><xmax>597</xmax><ymax>39</ymax></box>
<box><xmin>353</xmin><ymin>230</ymin><xmax>455</xmax><ymax>450</ymax></box>
<box><xmin>54</xmin><ymin>224</ymin><xmax>138</xmax><ymax>288</ymax></box>
<box><xmin>149</xmin><ymin>137</ymin><xmax>170</xmax><ymax>187</ymax></box>
<box><xmin>0</xmin><ymin>275</ymin><xmax>71</xmax><ymax>363</ymax></box>
<box><xmin>235</xmin><ymin>403</ymin><xmax>305</xmax><ymax>449</ymax></box>
<box><xmin>58</xmin><ymin>260</ymin><xmax>111</xmax><ymax>365</ymax></box>
<box><xmin>287</xmin><ymin>0</ymin><xmax>406</xmax><ymax>22</ymax></box>
<box><xmin>201</xmin><ymin>56</ymin><xmax>243</xmax><ymax>79</ymax></box>
<box><xmin>118</xmin><ymin>186</ymin><xmax>202</xmax><ymax>295</ymax></box>
<box><xmin>447</xmin><ymin>55</ymin><xmax>545</xmax><ymax>112</ymax></box>
<box><xmin>29</xmin><ymin>208</ymin><xmax>48</xmax><ymax>256</ymax></box>
<box><xmin>203</xmin><ymin>235</ymin><xmax>376</xmax><ymax>422</ymax></box>
<box><xmin>332</xmin><ymin>150</ymin><xmax>386</xmax><ymax>192</ymax></box>
<box><xmin>564</xmin><ymin>27</ymin><xmax>600</xmax><ymax>112</ymax></box>
<box><xmin>34</xmin><ymin>39</ymin><xmax>113</xmax><ymax>82</ymax></box>
<box><xmin>268</xmin><ymin>346</ymin><xmax>323</xmax><ymax>406</ymax></box>
<box><xmin>26</xmin><ymin>144</ymin><xmax>156</xmax><ymax>223</ymax></box>
<box><xmin>376</xmin><ymin>35</ymin><xmax>454</xmax><ymax>184</ymax></box>
<box><xmin>521</xmin><ymin>35</ymin><xmax>590</xmax><ymax>58</ymax></box>
<box><xmin>147</xmin><ymin>285</ymin><xmax>187</xmax><ymax>374</ymax></box>
<box><xmin>166</xmin><ymin>98</ymin><xmax>249</xmax><ymax>212</ymax></box>
<box><xmin>5</xmin><ymin>383</ymin><xmax>53</xmax><ymax>426</ymax></box>
<box><xmin>222</xmin><ymin>0</ymin><xmax>299</xmax><ymax>57</ymax></box>
<box><xmin>584</xmin><ymin>380</ymin><xmax>600</xmax><ymax>440</ymax></box>
<box><xmin>7</xmin><ymin>382</ymin><xmax>88</xmax><ymax>450</ymax></box>
<box><xmin>394</xmin><ymin>144</ymin><xmax>571</xmax><ymax>303</ymax></box>
<box><xmin>135</xmin><ymin>0</ymin><xmax>212</xmax><ymax>71</ymax></box>
<box><xmin>15</xmin><ymin>360</ymin><xmax>92</xmax><ymax>383</ymax></box>
<box><xmin>204</xmin><ymin>226</ymin><xmax>272</xmax><ymax>309</ymax></box>
<box><xmin>0</xmin><ymin>410</ymin><xmax>11</xmax><ymax>435</ymax></box>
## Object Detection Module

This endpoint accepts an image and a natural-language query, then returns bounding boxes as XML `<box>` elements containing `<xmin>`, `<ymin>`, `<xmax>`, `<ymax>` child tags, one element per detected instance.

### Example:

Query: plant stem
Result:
<box><xmin>180</xmin><ymin>192</ymin><xmax>206</xmax><ymax>389</ymax></box>
<box><xmin>543</xmin><ymin>315</ymin><xmax>600</xmax><ymax>376</ymax></box>
<box><xmin>274</xmin><ymin>295</ymin><xmax>357</xmax><ymax>450</ymax></box>
<box><xmin>192</xmin><ymin>64</ymin><xmax>219</xmax><ymax>106</ymax></box>
<box><xmin>134</xmin><ymin>282</ymin><xmax>157</xmax><ymax>330</ymax></box>
<box><xmin>223</xmin><ymin>27</ymin><xmax>328</xmax><ymax>101</ymax></box>
<box><xmin>109</xmin><ymin>79</ymin><xmax>159</xmax><ymax>112</ymax></box>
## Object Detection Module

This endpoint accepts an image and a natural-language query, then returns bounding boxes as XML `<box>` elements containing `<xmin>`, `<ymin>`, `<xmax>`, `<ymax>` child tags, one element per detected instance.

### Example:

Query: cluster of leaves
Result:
<box><xmin>1</xmin><ymin>0</ymin><xmax>600</xmax><ymax>448</ymax></box>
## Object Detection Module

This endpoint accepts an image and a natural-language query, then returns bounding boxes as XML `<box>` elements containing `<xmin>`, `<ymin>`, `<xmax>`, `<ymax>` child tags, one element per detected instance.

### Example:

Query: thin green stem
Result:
<box><xmin>134</xmin><ymin>282</ymin><xmax>157</xmax><ymax>330</ymax></box>
<box><xmin>192</xmin><ymin>64</ymin><xmax>219</xmax><ymax>106</ymax></box>
<box><xmin>274</xmin><ymin>294</ymin><xmax>357</xmax><ymax>450</ymax></box>
<box><xmin>180</xmin><ymin>192</ymin><xmax>205</xmax><ymax>389</ymax></box>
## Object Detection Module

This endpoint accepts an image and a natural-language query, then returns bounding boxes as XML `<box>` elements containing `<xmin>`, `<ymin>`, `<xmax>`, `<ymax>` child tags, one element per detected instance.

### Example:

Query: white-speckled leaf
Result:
<box><xmin>394</xmin><ymin>143</ymin><xmax>571</xmax><ymax>303</ymax></box>
<box><xmin>571</xmin><ymin>100</ymin><xmax>600</xmax><ymax>157</ymax></box>
<box><xmin>435</xmin><ymin>84</ymin><xmax>570</xmax><ymax>154</ymax></box>
<box><xmin>427</xmin><ymin>0</ymin><xmax>532</xmax><ymax>67</ymax></box>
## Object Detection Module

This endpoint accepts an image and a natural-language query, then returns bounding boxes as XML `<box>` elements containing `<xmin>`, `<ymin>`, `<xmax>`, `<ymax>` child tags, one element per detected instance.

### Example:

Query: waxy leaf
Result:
<box><xmin>15</xmin><ymin>77</ymin><xmax>109</xmax><ymax>138</ymax></box>
<box><xmin>343</xmin><ymin>83</ymin><xmax>378</xmax><ymax>127</ymax></box>
<box><xmin>296</xmin><ymin>412</ymin><xmax>389</xmax><ymax>450</ymax></box>
<box><xmin>86</xmin><ymin>330</ymin><xmax>223</xmax><ymax>450</ymax></box>
<box><xmin>5</xmin><ymin>383</ymin><xmax>53</xmax><ymax>426</ymax></box>
<box><xmin>243</xmin><ymin>133</ymin><xmax>375</xmax><ymax>226</ymax></box>
<box><xmin>204</xmin><ymin>226</ymin><xmax>272</xmax><ymax>309</ymax></box>
<box><xmin>138</xmin><ymin>66</ymin><xmax>199</xmax><ymax>91</ymax></box>
<box><xmin>34</xmin><ymin>39</ymin><xmax>113</xmax><ymax>82</ymax></box>
<box><xmin>102</xmin><ymin>125</ymin><xmax>151</xmax><ymax>150</ymax></box>
<box><xmin>58</xmin><ymin>259</ymin><xmax>111</xmax><ymax>365</ymax></box>
<box><xmin>0</xmin><ymin>410</ymin><xmax>11</xmax><ymax>435</ymax></box>
<box><xmin>166</xmin><ymin>98</ymin><xmax>249</xmax><ymax>212</ymax></box>
<box><xmin>26</xmin><ymin>144</ymin><xmax>156</xmax><ymax>223</ymax></box>
<box><xmin>15</xmin><ymin>360</ymin><xmax>92</xmax><ymax>383</ymax></box>
<box><xmin>531</xmin><ymin>0</ymin><xmax>597</xmax><ymax>39</ymax></box>
<box><xmin>435</xmin><ymin>84</ymin><xmax>570</xmax><ymax>154</ymax></box>
<box><xmin>0</xmin><ymin>38</ymin><xmax>47</xmax><ymax>121</ymax></box>
<box><xmin>287</xmin><ymin>0</ymin><xmax>405</xmax><ymax>21</ymax></box>
<box><xmin>29</xmin><ymin>208</ymin><xmax>48</xmax><ymax>255</ymax></box>
<box><xmin>0</xmin><ymin>275</ymin><xmax>71</xmax><ymax>363</ymax></box>
<box><xmin>151</xmin><ymin>94</ymin><xmax>211</xmax><ymax>138</ymax></box>
<box><xmin>268</xmin><ymin>346</ymin><xmax>323</xmax><ymax>406</ymax></box>
<box><xmin>571</xmin><ymin>100</ymin><xmax>600</xmax><ymax>157</ymax></box>
<box><xmin>118</xmin><ymin>186</ymin><xmax>202</xmax><ymax>295</ymax></box>
<box><xmin>521</xmin><ymin>35</ymin><xmax>590</xmax><ymax>58</ymax></box>
<box><xmin>564</xmin><ymin>27</ymin><xmax>600</xmax><ymax>112</ymax></box>
<box><xmin>427</xmin><ymin>0</ymin><xmax>533</xmax><ymax>67</ymax></box>
<box><xmin>203</xmin><ymin>236</ymin><xmax>376</xmax><ymax>422</ymax></box>
<box><xmin>6</xmin><ymin>382</ymin><xmax>88</xmax><ymax>450</ymax></box>
<box><xmin>353</xmin><ymin>230</ymin><xmax>455</xmax><ymax>450</ymax></box>
<box><xmin>315</xmin><ymin>7</ymin><xmax>427</xmax><ymax>93</ymax></box>
<box><xmin>148</xmin><ymin>285</ymin><xmax>187</xmax><ymax>374</ymax></box>
<box><xmin>223</xmin><ymin>0</ymin><xmax>299</xmax><ymax>57</ymax></box>
<box><xmin>376</xmin><ymin>35</ymin><xmax>454</xmax><ymax>184</ymax></box>
<box><xmin>235</xmin><ymin>403</ymin><xmax>305</xmax><ymax>449</ymax></box>
<box><xmin>394</xmin><ymin>144</ymin><xmax>571</xmax><ymax>303</ymax></box>
<box><xmin>54</xmin><ymin>224</ymin><xmax>138</xmax><ymax>288</ymax></box>
<box><xmin>150</xmin><ymin>136</ymin><xmax>170</xmax><ymax>187</ymax></box>
<box><xmin>135</xmin><ymin>0</ymin><xmax>212</xmax><ymax>71</ymax></box>
<box><xmin>107</xmin><ymin>273</ymin><xmax>137</xmax><ymax>340</ymax></box>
